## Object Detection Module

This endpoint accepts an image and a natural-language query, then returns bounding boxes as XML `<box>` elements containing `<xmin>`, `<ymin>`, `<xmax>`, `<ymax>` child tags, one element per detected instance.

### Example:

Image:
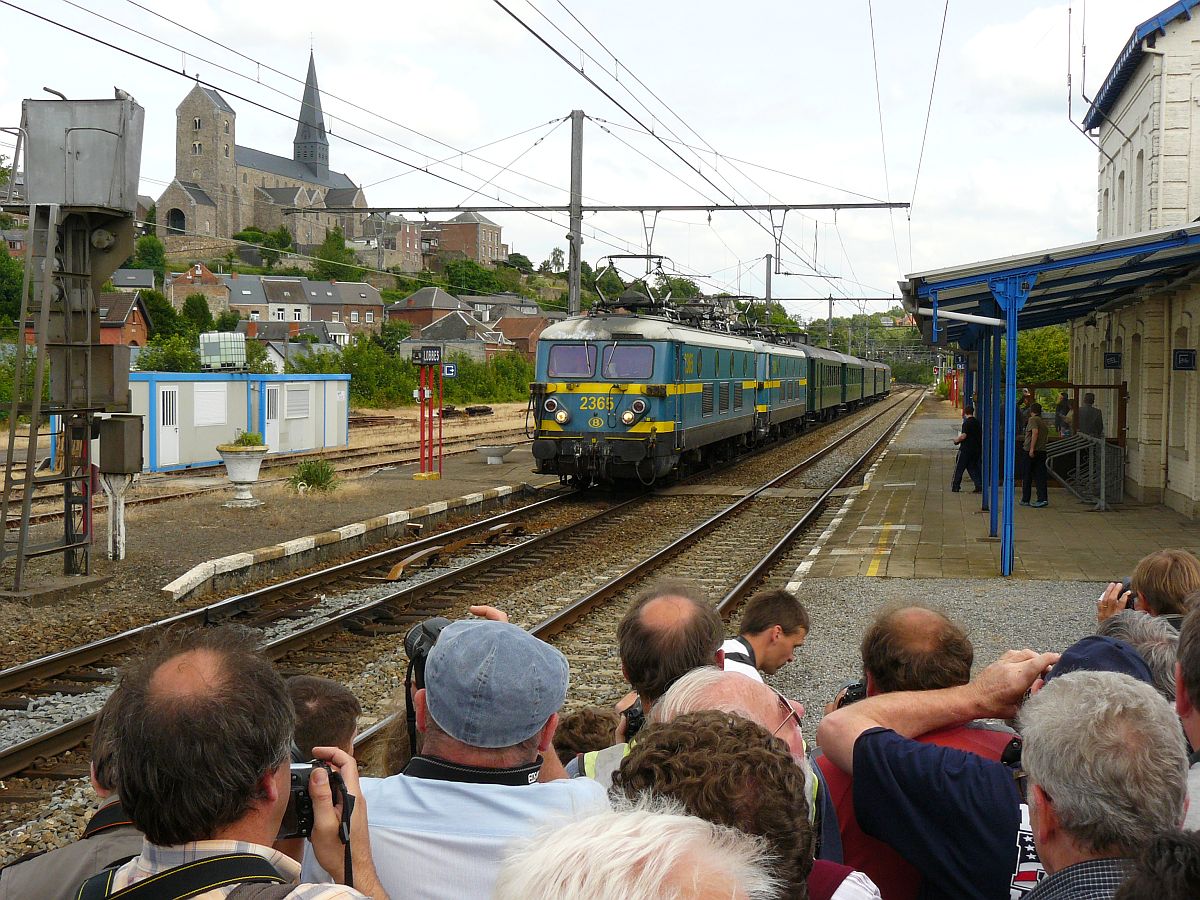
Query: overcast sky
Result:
<box><xmin>0</xmin><ymin>0</ymin><xmax>1167</xmax><ymax>319</ymax></box>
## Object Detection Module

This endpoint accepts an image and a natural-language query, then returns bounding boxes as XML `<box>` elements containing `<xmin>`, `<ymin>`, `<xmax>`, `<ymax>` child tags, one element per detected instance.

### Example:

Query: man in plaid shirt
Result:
<box><xmin>76</xmin><ymin>626</ymin><xmax>387</xmax><ymax>899</ymax></box>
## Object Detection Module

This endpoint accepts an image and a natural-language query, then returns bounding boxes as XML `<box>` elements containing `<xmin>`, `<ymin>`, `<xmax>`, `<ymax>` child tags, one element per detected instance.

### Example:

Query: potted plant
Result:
<box><xmin>216</xmin><ymin>430</ymin><xmax>269</xmax><ymax>507</ymax></box>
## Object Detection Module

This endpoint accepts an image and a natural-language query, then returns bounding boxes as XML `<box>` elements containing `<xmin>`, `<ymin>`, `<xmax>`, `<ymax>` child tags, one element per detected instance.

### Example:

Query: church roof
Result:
<box><xmin>178</xmin><ymin>181</ymin><xmax>216</xmax><ymax>207</ymax></box>
<box><xmin>257</xmin><ymin>185</ymin><xmax>305</xmax><ymax>205</ymax></box>
<box><xmin>324</xmin><ymin>187</ymin><xmax>360</xmax><ymax>206</ymax></box>
<box><xmin>200</xmin><ymin>86</ymin><xmax>236</xmax><ymax>114</ymax></box>
<box><xmin>293</xmin><ymin>51</ymin><xmax>328</xmax><ymax>150</ymax></box>
<box><xmin>235</xmin><ymin>145</ymin><xmax>354</xmax><ymax>189</ymax></box>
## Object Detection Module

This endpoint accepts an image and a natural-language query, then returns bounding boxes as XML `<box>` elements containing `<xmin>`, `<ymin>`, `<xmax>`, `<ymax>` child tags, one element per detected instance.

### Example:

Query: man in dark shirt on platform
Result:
<box><xmin>952</xmin><ymin>403</ymin><xmax>982</xmax><ymax>493</ymax></box>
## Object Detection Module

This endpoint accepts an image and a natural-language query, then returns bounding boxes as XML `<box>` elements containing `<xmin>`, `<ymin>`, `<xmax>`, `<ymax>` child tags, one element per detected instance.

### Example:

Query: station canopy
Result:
<box><xmin>899</xmin><ymin>221</ymin><xmax>1200</xmax><ymax>346</ymax></box>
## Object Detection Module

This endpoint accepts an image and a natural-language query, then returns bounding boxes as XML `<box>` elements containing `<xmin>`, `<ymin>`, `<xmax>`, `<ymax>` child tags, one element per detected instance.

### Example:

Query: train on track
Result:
<box><xmin>528</xmin><ymin>294</ymin><xmax>890</xmax><ymax>486</ymax></box>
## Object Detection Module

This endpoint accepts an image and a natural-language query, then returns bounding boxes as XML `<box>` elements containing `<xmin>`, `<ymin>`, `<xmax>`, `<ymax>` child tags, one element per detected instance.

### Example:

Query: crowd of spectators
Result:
<box><xmin>4</xmin><ymin>549</ymin><xmax>1200</xmax><ymax>899</ymax></box>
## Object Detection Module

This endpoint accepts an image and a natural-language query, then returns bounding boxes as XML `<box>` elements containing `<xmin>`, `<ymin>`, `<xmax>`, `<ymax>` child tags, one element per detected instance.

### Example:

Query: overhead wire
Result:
<box><xmin>865</xmin><ymin>0</ymin><xmax>905</xmax><ymax>278</ymax></box>
<box><xmin>491</xmin><ymin>0</ymin><xmax>853</xmax><ymax>299</ymax></box>
<box><xmin>0</xmin><ymin>0</ymin><xmax>681</xmax><ymax>267</ymax></box>
<box><xmin>908</xmin><ymin>0</ymin><xmax>951</xmax><ymax>273</ymax></box>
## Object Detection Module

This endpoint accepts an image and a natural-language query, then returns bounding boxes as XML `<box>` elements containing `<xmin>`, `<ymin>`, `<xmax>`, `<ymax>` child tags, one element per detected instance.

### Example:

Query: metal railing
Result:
<box><xmin>1046</xmin><ymin>433</ymin><xmax>1124</xmax><ymax>511</ymax></box>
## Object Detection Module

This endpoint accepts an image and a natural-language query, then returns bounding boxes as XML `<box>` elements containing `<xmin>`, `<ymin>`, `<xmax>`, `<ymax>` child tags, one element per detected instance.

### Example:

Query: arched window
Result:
<box><xmin>223</xmin><ymin>119</ymin><xmax>229</xmax><ymax>134</ymax></box>
<box><xmin>224</xmin><ymin>144</ymin><xmax>229</xmax><ymax>158</ymax></box>
<box><xmin>1102</xmin><ymin>188</ymin><xmax>1110</xmax><ymax>236</ymax></box>
<box><xmin>193</xmin><ymin>117</ymin><xmax>201</xmax><ymax>130</ymax></box>
<box><xmin>167</xmin><ymin>207</ymin><xmax>185</xmax><ymax>235</ymax></box>
<box><xmin>192</xmin><ymin>142</ymin><xmax>202</xmax><ymax>155</ymax></box>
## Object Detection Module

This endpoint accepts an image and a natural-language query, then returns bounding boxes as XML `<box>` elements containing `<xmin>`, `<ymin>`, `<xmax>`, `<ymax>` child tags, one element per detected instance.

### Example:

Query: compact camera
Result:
<box><xmin>622</xmin><ymin>698</ymin><xmax>646</xmax><ymax>740</ymax></box>
<box><xmin>277</xmin><ymin>760</ymin><xmax>348</xmax><ymax>840</ymax></box>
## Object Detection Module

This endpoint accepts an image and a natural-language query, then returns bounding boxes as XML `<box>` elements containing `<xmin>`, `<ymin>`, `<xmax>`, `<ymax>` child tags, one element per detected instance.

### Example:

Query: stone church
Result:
<box><xmin>156</xmin><ymin>53</ymin><xmax>368</xmax><ymax>254</ymax></box>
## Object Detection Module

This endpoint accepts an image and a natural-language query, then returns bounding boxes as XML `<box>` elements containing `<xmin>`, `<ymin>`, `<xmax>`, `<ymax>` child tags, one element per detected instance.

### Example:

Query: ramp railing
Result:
<box><xmin>1045</xmin><ymin>433</ymin><xmax>1124</xmax><ymax>511</ymax></box>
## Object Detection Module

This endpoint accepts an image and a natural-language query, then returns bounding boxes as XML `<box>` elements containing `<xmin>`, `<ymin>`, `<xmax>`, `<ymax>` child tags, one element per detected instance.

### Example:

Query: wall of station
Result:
<box><xmin>1070</xmin><ymin>289</ymin><xmax>1200</xmax><ymax>516</ymax></box>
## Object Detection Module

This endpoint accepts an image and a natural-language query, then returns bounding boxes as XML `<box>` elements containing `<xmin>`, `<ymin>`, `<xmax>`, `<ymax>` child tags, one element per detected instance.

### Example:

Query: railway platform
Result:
<box><xmin>794</xmin><ymin>395</ymin><xmax>1200</xmax><ymax>582</ymax></box>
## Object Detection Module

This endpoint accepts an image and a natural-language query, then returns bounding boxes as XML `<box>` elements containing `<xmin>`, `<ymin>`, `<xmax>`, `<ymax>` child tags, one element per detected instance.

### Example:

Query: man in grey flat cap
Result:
<box><xmin>302</xmin><ymin>619</ymin><xmax>609</xmax><ymax>900</ymax></box>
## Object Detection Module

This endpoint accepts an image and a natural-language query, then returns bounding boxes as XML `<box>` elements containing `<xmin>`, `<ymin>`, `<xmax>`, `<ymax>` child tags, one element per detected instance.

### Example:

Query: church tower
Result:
<box><xmin>293</xmin><ymin>51</ymin><xmax>329</xmax><ymax>180</ymax></box>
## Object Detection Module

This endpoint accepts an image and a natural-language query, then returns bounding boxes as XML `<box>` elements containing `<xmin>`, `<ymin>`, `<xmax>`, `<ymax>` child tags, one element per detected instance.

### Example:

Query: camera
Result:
<box><xmin>278</xmin><ymin>760</ymin><xmax>348</xmax><ymax>840</ymax></box>
<box><xmin>403</xmin><ymin>617</ymin><xmax>452</xmax><ymax>762</ymax></box>
<box><xmin>1120</xmin><ymin>577</ymin><xmax>1135</xmax><ymax>609</ymax></box>
<box><xmin>622</xmin><ymin>699</ymin><xmax>645</xmax><ymax>740</ymax></box>
<box><xmin>834</xmin><ymin>678</ymin><xmax>867</xmax><ymax>710</ymax></box>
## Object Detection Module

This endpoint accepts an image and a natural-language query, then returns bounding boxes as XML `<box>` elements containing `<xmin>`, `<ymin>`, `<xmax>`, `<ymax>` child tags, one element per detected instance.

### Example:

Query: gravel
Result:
<box><xmin>768</xmin><ymin>575</ymin><xmax>1106</xmax><ymax>746</ymax></box>
<box><xmin>0</xmin><ymin>678</ymin><xmax>116</xmax><ymax>748</ymax></box>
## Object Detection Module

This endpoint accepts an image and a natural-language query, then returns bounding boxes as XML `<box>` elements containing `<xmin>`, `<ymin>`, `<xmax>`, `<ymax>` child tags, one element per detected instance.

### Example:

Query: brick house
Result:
<box><xmin>221</xmin><ymin>272</ymin><xmax>269</xmax><ymax>322</ymax></box>
<box><xmin>492</xmin><ymin>315</ymin><xmax>548</xmax><ymax>362</ymax></box>
<box><xmin>3</xmin><ymin>229</ymin><xmax>26</xmax><ymax>259</ymax></box>
<box><xmin>423</xmin><ymin>212</ymin><xmax>506</xmax><ymax>266</ymax></box>
<box><xmin>262</xmin><ymin>277</ymin><xmax>310</xmax><ymax>324</ymax></box>
<box><xmin>385</xmin><ymin>286</ymin><xmax>473</xmax><ymax>330</ymax></box>
<box><xmin>401</xmin><ymin>310</ymin><xmax>515</xmax><ymax>362</ymax></box>
<box><xmin>166</xmin><ymin>262</ymin><xmax>230</xmax><ymax>313</ymax></box>
<box><xmin>23</xmin><ymin>291</ymin><xmax>151</xmax><ymax>347</ymax></box>
<box><xmin>112</xmin><ymin>268</ymin><xmax>157</xmax><ymax>293</ymax></box>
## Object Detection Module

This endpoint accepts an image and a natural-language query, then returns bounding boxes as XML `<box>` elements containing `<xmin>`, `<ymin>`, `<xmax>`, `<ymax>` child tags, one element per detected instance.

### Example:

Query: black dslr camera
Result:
<box><xmin>404</xmin><ymin>617</ymin><xmax>451</xmax><ymax>758</ymax></box>
<box><xmin>278</xmin><ymin>759</ymin><xmax>350</xmax><ymax>840</ymax></box>
<box><xmin>834</xmin><ymin>678</ymin><xmax>868</xmax><ymax>710</ymax></box>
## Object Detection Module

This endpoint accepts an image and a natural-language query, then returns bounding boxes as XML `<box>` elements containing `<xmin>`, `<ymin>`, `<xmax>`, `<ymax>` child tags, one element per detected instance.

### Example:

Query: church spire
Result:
<box><xmin>293</xmin><ymin>51</ymin><xmax>329</xmax><ymax>179</ymax></box>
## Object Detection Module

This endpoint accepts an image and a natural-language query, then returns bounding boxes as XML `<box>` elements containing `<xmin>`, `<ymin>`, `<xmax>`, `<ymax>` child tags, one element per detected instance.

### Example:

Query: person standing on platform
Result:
<box><xmin>952</xmin><ymin>404</ymin><xmax>983</xmax><ymax>493</ymax></box>
<box><xmin>1021</xmin><ymin>402</ymin><xmax>1049</xmax><ymax>508</ymax></box>
<box><xmin>1077</xmin><ymin>392</ymin><xmax>1105</xmax><ymax>438</ymax></box>
<box><xmin>1054</xmin><ymin>391</ymin><xmax>1070</xmax><ymax>434</ymax></box>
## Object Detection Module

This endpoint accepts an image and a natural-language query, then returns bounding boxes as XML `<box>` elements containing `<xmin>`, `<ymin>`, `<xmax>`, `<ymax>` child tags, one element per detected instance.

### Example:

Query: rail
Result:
<box><xmin>1045</xmin><ymin>433</ymin><xmax>1124</xmax><ymax>511</ymax></box>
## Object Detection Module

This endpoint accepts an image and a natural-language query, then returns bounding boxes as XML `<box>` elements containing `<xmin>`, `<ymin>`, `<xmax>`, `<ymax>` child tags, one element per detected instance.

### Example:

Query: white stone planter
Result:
<box><xmin>476</xmin><ymin>445</ymin><xmax>515</xmax><ymax>465</ymax></box>
<box><xmin>216</xmin><ymin>445</ymin><xmax>268</xmax><ymax>507</ymax></box>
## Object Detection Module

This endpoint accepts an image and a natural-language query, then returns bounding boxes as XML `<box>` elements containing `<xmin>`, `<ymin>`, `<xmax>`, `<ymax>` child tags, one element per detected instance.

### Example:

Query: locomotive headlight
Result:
<box><xmin>630</xmin><ymin>399</ymin><xmax>648</xmax><ymax>416</ymax></box>
<box><xmin>543</xmin><ymin>397</ymin><xmax>559</xmax><ymax>413</ymax></box>
<box><xmin>554</xmin><ymin>409</ymin><xmax>571</xmax><ymax>425</ymax></box>
<box><xmin>621</xmin><ymin>409</ymin><xmax>637</xmax><ymax>425</ymax></box>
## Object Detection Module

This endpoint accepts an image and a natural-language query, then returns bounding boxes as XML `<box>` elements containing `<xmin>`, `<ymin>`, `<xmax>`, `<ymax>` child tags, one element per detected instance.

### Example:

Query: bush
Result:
<box><xmin>289</xmin><ymin>458</ymin><xmax>337</xmax><ymax>493</ymax></box>
<box><xmin>935</xmin><ymin>379</ymin><xmax>950</xmax><ymax>400</ymax></box>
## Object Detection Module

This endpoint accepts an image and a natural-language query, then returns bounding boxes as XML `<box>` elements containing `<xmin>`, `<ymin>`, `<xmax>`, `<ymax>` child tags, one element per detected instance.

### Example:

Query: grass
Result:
<box><xmin>288</xmin><ymin>459</ymin><xmax>338</xmax><ymax>494</ymax></box>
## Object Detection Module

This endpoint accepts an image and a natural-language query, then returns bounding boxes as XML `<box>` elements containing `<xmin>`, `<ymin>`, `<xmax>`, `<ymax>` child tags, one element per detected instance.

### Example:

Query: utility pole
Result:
<box><xmin>827</xmin><ymin>297</ymin><xmax>834</xmax><ymax>348</ymax></box>
<box><xmin>764</xmin><ymin>254</ymin><xmax>772</xmax><ymax>324</ymax></box>
<box><xmin>567</xmin><ymin>109</ymin><xmax>584</xmax><ymax>317</ymax></box>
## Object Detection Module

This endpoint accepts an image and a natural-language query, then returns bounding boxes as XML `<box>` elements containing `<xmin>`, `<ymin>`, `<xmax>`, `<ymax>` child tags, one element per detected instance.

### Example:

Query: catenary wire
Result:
<box><xmin>865</xmin><ymin>0</ymin><xmax>904</xmax><ymax>278</ymax></box>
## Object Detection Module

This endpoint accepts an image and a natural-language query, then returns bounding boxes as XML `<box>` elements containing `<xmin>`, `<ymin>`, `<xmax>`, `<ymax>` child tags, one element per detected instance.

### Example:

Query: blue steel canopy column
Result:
<box><xmin>989</xmin><ymin>324</ymin><xmax>1001</xmax><ymax>538</ymax></box>
<box><xmin>989</xmin><ymin>274</ymin><xmax>1036</xmax><ymax>576</ymax></box>
<box><xmin>980</xmin><ymin>331</ymin><xmax>991</xmax><ymax>514</ymax></box>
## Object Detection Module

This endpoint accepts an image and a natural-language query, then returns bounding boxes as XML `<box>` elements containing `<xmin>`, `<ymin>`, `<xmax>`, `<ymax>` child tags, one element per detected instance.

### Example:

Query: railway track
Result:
<box><xmin>0</xmin><ymin>390</ymin><xmax>918</xmax><ymax>858</ymax></box>
<box><xmin>6</xmin><ymin>428</ymin><xmax>531</xmax><ymax>527</ymax></box>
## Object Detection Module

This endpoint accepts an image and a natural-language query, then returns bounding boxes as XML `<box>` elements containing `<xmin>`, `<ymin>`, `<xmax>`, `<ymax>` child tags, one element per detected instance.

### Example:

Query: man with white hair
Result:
<box><xmin>493</xmin><ymin>802</ymin><xmax>781</xmax><ymax>900</ymax></box>
<box><xmin>818</xmin><ymin>645</ymin><xmax>1188</xmax><ymax>899</ymax></box>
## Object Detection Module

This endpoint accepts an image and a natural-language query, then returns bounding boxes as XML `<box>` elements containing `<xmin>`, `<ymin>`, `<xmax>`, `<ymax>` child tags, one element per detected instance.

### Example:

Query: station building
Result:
<box><xmin>1069</xmin><ymin>1</ymin><xmax>1200</xmax><ymax>515</ymax></box>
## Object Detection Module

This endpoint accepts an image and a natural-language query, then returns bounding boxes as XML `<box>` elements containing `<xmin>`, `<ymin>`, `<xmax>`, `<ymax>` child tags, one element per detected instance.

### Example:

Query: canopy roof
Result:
<box><xmin>900</xmin><ymin>222</ymin><xmax>1200</xmax><ymax>345</ymax></box>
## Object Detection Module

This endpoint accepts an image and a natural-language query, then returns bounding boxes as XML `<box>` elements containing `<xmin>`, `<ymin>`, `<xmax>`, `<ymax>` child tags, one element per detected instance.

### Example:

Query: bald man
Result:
<box><xmin>816</xmin><ymin>605</ymin><xmax>1016</xmax><ymax>900</ymax></box>
<box><xmin>573</xmin><ymin>580</ymin><xmax>725</xmax><ymax>787</ymax></box>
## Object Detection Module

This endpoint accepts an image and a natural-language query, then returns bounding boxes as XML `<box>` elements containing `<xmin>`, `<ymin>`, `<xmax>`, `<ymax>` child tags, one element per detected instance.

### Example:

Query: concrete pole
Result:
<box><xmin>827</xmin><ymin>297</ymin><xmax>834</xmax><ymax>348</ymax></box>
<box><xmin>567</xmin><ymin>109</ymin><xmax>584</xmax><ymax>317</ymax></box>
<box><xmin>101</xmin><ymin>473</ymin><xmax>135</xmax><ymax>560</ymax></box>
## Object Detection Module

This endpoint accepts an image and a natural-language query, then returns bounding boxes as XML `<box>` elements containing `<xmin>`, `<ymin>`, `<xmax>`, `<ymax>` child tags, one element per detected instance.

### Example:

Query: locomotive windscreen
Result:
<box><xmin>548</xmin><ymin>344</ymin><xmax>596</xmax><ymax>377</ymax></box>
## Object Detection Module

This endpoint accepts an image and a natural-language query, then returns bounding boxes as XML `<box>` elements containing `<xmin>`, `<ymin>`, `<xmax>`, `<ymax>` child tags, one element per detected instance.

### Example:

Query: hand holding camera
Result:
<box><xmin>1096</xmin><ymin>578</ymin><xmax>1135</xmax><ymax>624</ymax></box>
<box><xmin>294</xmin><ymin>747</ymin><xmax>375</xmax><ymax>890</ymax></box>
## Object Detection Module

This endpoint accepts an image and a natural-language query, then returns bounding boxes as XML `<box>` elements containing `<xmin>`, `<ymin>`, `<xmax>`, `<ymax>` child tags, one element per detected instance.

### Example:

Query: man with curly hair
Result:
<box><xmin>612</xmin><ymin>710</ymin><xmax>880</xmax><ymax>900</ymax></box>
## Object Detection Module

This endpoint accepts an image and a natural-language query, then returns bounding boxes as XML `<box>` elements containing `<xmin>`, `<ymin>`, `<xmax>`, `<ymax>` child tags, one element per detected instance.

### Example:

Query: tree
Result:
<box><xmin>374</xmin><ymin>319</ymin><xmax>411</xmax><ymax>355</ymax></box>
<box><xmin>181</xmin><ymin>294</ymin><xmax>214</xmax><ymax>333</ymax></box>
<box><xmin>244</xmin><ymin>338</ymin><xmax>275</xmax><ymax>374</ymax></box>
<box><xmin>654</xmin><ymin>274</ymin><xmax>701</xmax><ymax>300</ymax></box>
<box><xmin>141</xmin><ymin>289</ymin><xmax>183</xmax><ymax>339</ymax></box>
<box><xmin>507</xmin><ymin>252</ymin><xmax>533</xmax><ymax>274</ymax></box>
<box><xmin>537</xmin><ymin>258</ymin><xmax>552</xmax><ymax>275</ymax></box>
<box><xmin>132</xmin><ymin>234</ymin><xmax>166</xmax><ymax>283</ymax></box>
<box><xmin>0</xmin><ymin>155</ymin><xmax>12</xmax><ymax>230</ymax></box>
<box><xmin>0</xmin><ymin>251</ymin><xmax>24</xmax><ymax>339</ymax></box>
<box><xmin>233</xmin><ymin>225</ymin><xmax>294</xmax><ymax>270</ymax></box>
<box><xmin>312</xmin><ymin>226</ymin><xmax>364</xmax><ymax>282</ymax></box>
<box><xmin>214</xmin><ymin>309</ymin><xmax>241</xmax><ymax>332</ymax></box>
<box><xmin>443</xmin><ymin>258</ymin><xmax>502</xmax><ymax>295</ymax></box>
<box><xmin>144</xmin><ymin>204</ymin><xmax>156</xmax><ymax>227</ymax></box>
<box><xmin>136</xmin><ymin>333</ymin><xmax>200</xmax><ymax>372</ymax></box>
<box><xmin>1015</xmin><ymin>325</ymin><xmax>1069</xmax><ymax>384</ymax></box>
<box><xmin>596</xmin><ymin>266</ymin><xmax>623</xmax><ymax>298</ymax></box>
<box><xmin>549</xmin><ymin>247</ymin><xmax>565</xmax><ymax>273</ymax></box>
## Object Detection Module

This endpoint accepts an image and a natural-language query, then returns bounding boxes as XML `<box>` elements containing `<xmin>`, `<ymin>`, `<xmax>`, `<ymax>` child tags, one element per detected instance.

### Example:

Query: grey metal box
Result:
<box><xmin>50</xmin><ymin>344</ymin><xmax>131</xmax><ymax>411</ymax></box>
<box><xmin>19</xmin><ymin>94</ymin><xmax>144</xmax><ymax>212</ymax></box>
<box><xmin>99</xmin><ymin>415</ymin><xmax>143</xmax><ymax>474</ymax></box>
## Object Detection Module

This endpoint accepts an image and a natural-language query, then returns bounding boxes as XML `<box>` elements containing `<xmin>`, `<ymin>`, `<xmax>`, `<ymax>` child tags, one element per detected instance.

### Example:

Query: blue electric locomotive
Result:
<box><xmin>529</xmin><ymin>311</ymin><xmax>889</xmax><ymax>485</ymax></box>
